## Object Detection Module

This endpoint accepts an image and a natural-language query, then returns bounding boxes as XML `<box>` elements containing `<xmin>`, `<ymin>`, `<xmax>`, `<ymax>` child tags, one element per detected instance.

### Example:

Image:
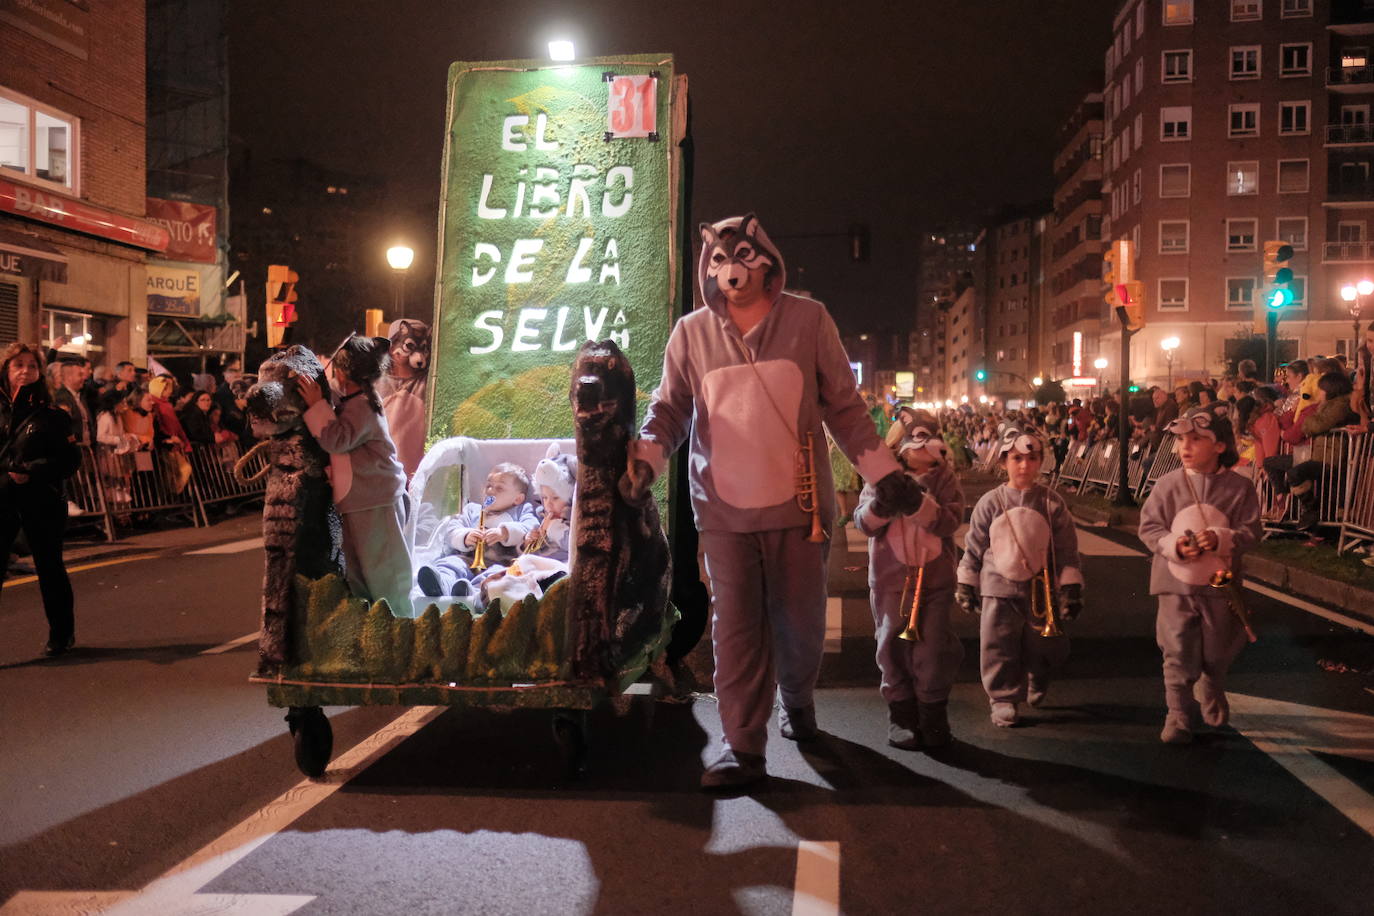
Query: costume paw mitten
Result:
<box><xmin>617</xmin><ymin>458</ymin><xmax>655</xmax><ymax>507</ymax></box>
<box><xmin>874</xmin><ymin>470</ymin><xmax>926</xmax><ymax>516</ymax></box>
<box><xmin>955</xmin><ymin>583</ymin><xmax>980</xmax><ymax>615</ymax></box>
<box><xmin>1059</xmin><ymin>583</ymin><xmax>1083</xmax><ymax>621</ymax></box>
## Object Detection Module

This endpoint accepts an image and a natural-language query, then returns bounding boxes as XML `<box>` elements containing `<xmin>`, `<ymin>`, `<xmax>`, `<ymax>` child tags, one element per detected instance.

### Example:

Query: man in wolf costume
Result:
<box><xmin>624</xmin><ymin>213</ymin><xmax>925</xmax><ymax>789</ymax></box>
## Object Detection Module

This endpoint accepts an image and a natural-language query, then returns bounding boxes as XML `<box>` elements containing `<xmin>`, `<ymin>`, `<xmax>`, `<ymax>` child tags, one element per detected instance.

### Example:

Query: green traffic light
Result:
<box><xmin>1267</xmin><ymin>287</ymin><xmax>1294</xmax><ymax>309</ymax></box>
<box><xmin>975</xmin><ymin>369</ymin><xmax>987</xmax><ymax>381</ymax></box>
<box><xmin>1128</xmin><ymin>384</ymin><xmax>1141</xmax><ymax>392</ymax></box>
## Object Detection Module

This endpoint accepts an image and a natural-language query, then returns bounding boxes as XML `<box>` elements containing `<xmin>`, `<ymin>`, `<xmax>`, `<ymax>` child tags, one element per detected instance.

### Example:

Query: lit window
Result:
<box><xmin>1231</xmin><ymin>46</ymin><xmax>1261</xmax><ymax>79</ymax></box>
<box><xmin>1227</xmin><ymin>160</ymin><xmax>1259</xmax><ymax>195</ymax></box>
<box><xmin>1226</xmin><ymin>218</ymin><xmax>1257</xmax><ymax>251</ymax></box>
<box><xmin>1163</xmin><ymin>50</ymin><xmax>1192</xmax><ymax>83</ymax></box>
<box><xmin>1231</xmin><ymin>1</ymin><xmax>1261</xmax><ymax>21</ymax></box>
<box><xmin>1229</xmin><ymin>104</ymin><xmax>1260</xmax><ymax>137</ymax></box>
<box><xmin>1161</xmin><ymin>106</ymin><xmax>1192</xmax><ymax>140</ymax></box>
<box><xmin>0</xmin><ymin>86</ymin><xmax>77</xmax><ymax>191</ymax></box>
<box><xmin>1227</xmin><ymin>278</ymin><xmax>1256</xmax><ymax>310</ymax></box>
<box><xmin>1280</xmin><ymin>43</ymin><xmax>1311</xmax><ymax>77</ymax></box>
<box><xmin>1279</xmin><ymin>101</ymin><xmax>1310</xmax><ymax>135</ymax></box>
<box><xmin>1160</xmin><ymin>220</ymin><xmax>1189</xmax><ymax>253</ymax></box>
<box><xmin>1277</xmin><ymin>159</ymin><xmax>1309</xmax><ymax>193</ymax></box>
<box><xmin>1341</xmin><ymin>49</ymin><xmax>1368</xmax><ymax>70</ymax></box>
<box><xmin>1164</xmin><ymin>1</ymin><xmax>1194</xmax><ymax>25</ymax></box>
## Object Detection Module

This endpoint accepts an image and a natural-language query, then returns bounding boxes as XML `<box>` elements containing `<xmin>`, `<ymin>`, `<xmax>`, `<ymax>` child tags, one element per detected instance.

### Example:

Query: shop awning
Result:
<box><xmin>0</xmin><ymin>226</ymin><xmax>68</xmax><ymax>282</ymax></box>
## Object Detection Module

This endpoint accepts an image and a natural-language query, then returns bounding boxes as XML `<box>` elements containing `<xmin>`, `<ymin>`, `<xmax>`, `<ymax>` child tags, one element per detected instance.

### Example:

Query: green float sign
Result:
<box><xmin>428</xmin><ymin>53</ymin><xmax>687</xmax><ymax>441</ymax></box>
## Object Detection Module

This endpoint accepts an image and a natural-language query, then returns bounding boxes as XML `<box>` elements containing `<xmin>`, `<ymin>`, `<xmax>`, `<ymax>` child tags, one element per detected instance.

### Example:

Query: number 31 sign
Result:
<box><xmin>605</xmin><ymin>73</ymin><xmax>658</xmax><ymax>140</ymax></box>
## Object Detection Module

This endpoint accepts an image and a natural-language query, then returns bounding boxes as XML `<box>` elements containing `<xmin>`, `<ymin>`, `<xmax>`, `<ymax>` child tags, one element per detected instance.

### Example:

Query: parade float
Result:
<box><xmin>246</xmin><ymin>53</ymin><xmax>691</xmax><ymax>778</ymax></box>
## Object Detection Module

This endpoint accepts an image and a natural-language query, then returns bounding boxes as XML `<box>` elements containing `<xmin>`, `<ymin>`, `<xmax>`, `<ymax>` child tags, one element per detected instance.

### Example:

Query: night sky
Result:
<box><xmin>227</xmin><ymin>0</ymin><xmax>1116</xmax><ymax>334</ymax></box>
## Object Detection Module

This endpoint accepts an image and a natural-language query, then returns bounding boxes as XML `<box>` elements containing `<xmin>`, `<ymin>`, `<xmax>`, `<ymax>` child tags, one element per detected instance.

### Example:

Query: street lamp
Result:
<box><xmin>1161</xmin><ymin>336</ymin><xmax>1180</xmax><ymax>390</ymax></box>
<box><xmin>386</xmin><ymin>245</ymin><xmax>414</xmax><ymax>314</ymax></box>
<box><xmin>548</xmin><ymin>39</ymin><xmax>575</xmax><ymax>61</ymax></box>
<box><xmin>1343</xmin><ymin>279</ymin><xmax>1373</xmax><ymax>367</ymax></box>
<box><xmin>1032</xmin><ymin>376</ymin><xmax>1044</xmax><ymax>387</ymax></box>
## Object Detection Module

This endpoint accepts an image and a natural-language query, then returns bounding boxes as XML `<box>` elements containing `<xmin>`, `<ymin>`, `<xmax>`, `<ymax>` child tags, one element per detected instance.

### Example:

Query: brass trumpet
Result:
<box><xmin>471</xmin><ymin>496</ymin><xmax>494</xmax><ymax>571</ymax></box>
<box><xmin>795</xmin><ymin>431</ymin><xmax>827</xmax><ymax>543</ymax></box>
<box><xmin>522</xmin><ymin>514</ymin><xmax>551</xmax><ymax>555</ymax></box>
<box><xmin>1185</xmin><ymin>530</ymin><xmax>1258</xmax><ymax>643</ymax></box>
<box><xmin>1030</xmin><ymin>568</ymin><xmax>1063</xmax><ymax>638</ymax></box>
<box><xmin>898</xmin><ymin>564</ymin><xmax>924</xmax><ymax>642</ymax></box>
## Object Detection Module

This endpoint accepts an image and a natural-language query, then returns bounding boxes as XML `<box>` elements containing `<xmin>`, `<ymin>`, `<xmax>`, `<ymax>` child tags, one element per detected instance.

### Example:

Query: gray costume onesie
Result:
<box><xmin>1137</xmin><ymin>467</ymin><xmax>1260</xmax><ymax>727</ymax></box>
<box><xmin>854</xmin><ymin>462</ymin><xmax>965</xmax><ymax>704</ymax></box>
<box><xmin>636</xmin><ymin>215</ymin><xmax>905</xmax><ymax>758</ymax></box>
<box><xmin>958</xmin><ymin>484</ymin><xmax>1082</xmax><ymax>704</ymax></box>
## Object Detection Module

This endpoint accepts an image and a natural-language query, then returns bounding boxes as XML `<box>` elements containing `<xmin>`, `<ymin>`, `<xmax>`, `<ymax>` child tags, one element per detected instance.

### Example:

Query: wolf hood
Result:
<box><xmin>697</xmin><ymin>213</ymin><xmax>787</xmax><ymax>315</ymax></box>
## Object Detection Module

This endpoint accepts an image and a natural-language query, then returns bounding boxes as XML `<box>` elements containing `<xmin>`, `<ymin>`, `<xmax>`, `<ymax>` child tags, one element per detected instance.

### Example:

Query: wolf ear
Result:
<box><xmin>393</xmin><ymin>319</ymin><xmax>412</xmax><ymax>339</ymax></box>
<box><xmin>544</xmin><ymin>441</ymin><xmax>562</xmax><ymax>460</ymax></box>
<box><xmin>738</xmin><ymin>212</ymin><xmax>761</xmax><ymax>239</ymax></box>
<box><xmin>699</xmin><ymin>222</ymin><xmax>719</xmax><ymax>247</ymax></box>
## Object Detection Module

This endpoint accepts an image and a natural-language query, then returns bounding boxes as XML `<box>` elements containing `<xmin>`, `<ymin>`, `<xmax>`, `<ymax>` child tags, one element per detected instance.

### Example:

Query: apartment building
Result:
<box><xmin>1047</xmin><ymin>95</ymin><xmax>1108</xmax><ymax>385</ymax></box>
<box><xmin>1</xmin><ymin>0</ymin><xmax>166</xmax><ymax>364</ymax></box>
<box><xmin>1102</xmin><ymin>0</ymin><xmax>1369</xmax><ymax>387</ymax></box>
<box><xmin>916</xmin><ymin>227</ymin><xmax>980</xmax><ymax>402</ymax></box>
<box><xmin>984</xmin><ymin>203</ymin><xmax>1050</xmax><ymax>404</ymax></box>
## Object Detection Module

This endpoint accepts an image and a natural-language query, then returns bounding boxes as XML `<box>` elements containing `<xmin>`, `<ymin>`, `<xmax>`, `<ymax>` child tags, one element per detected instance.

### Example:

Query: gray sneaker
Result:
<box><xmin>700</xmin><ymin>749</ymin><xmax>766</xmax><ymax>790</ymax></box>
<box><xmin>779</xmin><ymin>703</ymin><xmax>819</xmax><ymax>741</ymax></box>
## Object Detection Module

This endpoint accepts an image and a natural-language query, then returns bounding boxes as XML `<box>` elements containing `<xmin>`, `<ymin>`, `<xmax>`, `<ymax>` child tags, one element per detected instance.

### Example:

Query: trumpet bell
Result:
<box><xmin>1209</xmin><ymin>568</ymin><xmax>1233</xmax><ymax>588</ymax></box>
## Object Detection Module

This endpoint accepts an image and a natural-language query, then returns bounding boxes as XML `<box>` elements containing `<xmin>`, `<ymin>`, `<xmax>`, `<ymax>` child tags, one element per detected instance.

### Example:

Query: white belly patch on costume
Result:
<box><xmin>987</xmin><ymin>506</ymin><xmax>1051</xmax><ymax>582</ymax></box>
<box><xmin>1167</xmin><ymin>502</ymin><xmax>1230</xmax><ymax>586</ymax></box>
<box><xmin>701</xmin><ymin>359</ymin><xmax>802</xmax><ymax>509</ymax></box>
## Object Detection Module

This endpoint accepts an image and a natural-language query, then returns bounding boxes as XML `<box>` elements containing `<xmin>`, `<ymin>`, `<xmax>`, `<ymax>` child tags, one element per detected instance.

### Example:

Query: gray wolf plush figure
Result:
<box><xmin>245</xmin><ymin>345</ymin><xmax>344</xmax><ymax>671</ymax></box>
<box><xmin>376</xmin><ymin>318</ymin><xmax>430</xmax><ymax>478</ymax></box>
<box><xmin>567</xmin><ymin>339</ymin><xmax>672</xmax><ymax>681</ymax></box>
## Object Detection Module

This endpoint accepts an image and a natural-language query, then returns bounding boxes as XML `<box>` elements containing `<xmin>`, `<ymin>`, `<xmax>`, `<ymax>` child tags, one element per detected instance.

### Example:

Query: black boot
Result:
<box><xmin>887</xmin><ymin>699</ymin><xmax>920</xmax><ymax>750</ymax></box>
<box><xmin>918</xmin><ymin>700</ymin><xmax>952</xmax><ymax>748</ymax></box>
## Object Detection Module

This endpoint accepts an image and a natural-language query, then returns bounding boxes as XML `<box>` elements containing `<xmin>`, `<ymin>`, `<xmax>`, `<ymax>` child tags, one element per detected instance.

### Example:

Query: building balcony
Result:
<box><xmin>1323</xmin><ymin>241</ymin><xmax>1374</xmax><ymax>262</ymax></box>
<box><xmin>1325</xmin><ymin>178</ymin><xmax>1374</xmax><ymax>205</ymax></box>
<box><xmin>1330</xmin><ymin>1</ymin><xmax>1374</xmax><ymax>35</ymax></box>
<box><xmin>1327</xmin><ymin>65</ymin><xmax>1374</xmax><ymax>92</ymax></box>
<box><xmin>1327</xmin><ymin>123</ymin><xmax>1374</xmax><ymax>145</ymax></box>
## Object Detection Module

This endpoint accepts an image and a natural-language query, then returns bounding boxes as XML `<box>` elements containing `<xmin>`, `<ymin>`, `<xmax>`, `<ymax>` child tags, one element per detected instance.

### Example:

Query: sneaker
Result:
<box><xmin>1296</xmin><ymin>505</ymin><xmax>1319</xmax><ymax>532</ymax></box>
<box><xmin>887</xmin><ymin>699</ymin><xmax>920</xmax><ymax>751</ymax></box>
<box><xmin>1196</xmin><ymin>676</ymin><xmax>1230</xmax><ymax>727</ymax></box>
<box><xmin>451</xmin><ymin>579</ymin><xmax>474</xmax><ymax>598</ymax></box>
<box><xmin>1263</xmin><ymin>494</ymin><xmax>1288</xmax><ymax>521</ymax></box>
<box><xmin>1027</xmin><ymin>677</ymin><xmax>1049</xmax><ymax>708</ymax></box>
<box><xmin>990</xmin><ymin>701</ymin><xmax>1018</xmax><ymax>728</ymax></box>
<box><xmin>416</xmin><ymin>566</ymin><xmax>444</xmax><ymax>598</ymax></box>
<box><xmin>917</xmin><ymin>701</ymin><xmax>952</xmax><ymax>748</ymax></box>
<box><xmin>700</xmin><ymin>748</ymin><xmax>766</xmax><ymax>790</ymax></box>
<box><xmin>779</xmin><ymin>703</ymin><xmax>819</xmax><ymax>741</ymax></box>
<box><xmin>1160</xmin><ymin>715</ymin><xmax>1194</xmax><ymax>745</ymax></box>
<box><xmin>66</xmin><ymin>501</ymin><xmax>85</xmax><ymax>517</ymax></box>
<box><xmin>43</xmin><ymin>635</ymin><xmax>75</xmax><ymax>658</ymax></box>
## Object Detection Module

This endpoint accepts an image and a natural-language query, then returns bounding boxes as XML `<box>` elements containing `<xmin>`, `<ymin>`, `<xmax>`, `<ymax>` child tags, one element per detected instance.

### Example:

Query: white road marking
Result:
<box><xmin>1241</xmin><ymin>580</ymin><xmax>1374</xmax><ymax>636</ymax></box>
<box><xmin>843</xmin><ymin>524</ymin><xmax>866</xmax><ymax>553</ymax></box>
<box><xmin>200</xmin><ymin>631</ymin><xmax>260</xmax><ymax>655</ymax></box>
<box><xmin>186</xmin><ymin>537</ymin><xmax>265</xmax><ymax>555</ymax></box>
<box><xmin>0</xmin><ymin>706</ymin><xmax>445</xmax><ymax>915</ymax></box>
<box><xmin>1230</xmin><ymin>693</ymin><xmax>1374</xmax><ymax>838</ymax></box>
<box><xmin>824</xmin><ymin>597</ymin><xmax>843</xmax><ymax>654</ymax></box>
<box><xmin>791</xmin><ymin>841</ymin><xmax>841</xmax><ymax>916</ymax></box>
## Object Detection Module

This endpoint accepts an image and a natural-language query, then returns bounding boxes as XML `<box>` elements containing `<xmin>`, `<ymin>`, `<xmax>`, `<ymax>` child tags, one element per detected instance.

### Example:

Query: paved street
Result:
<box><xmin>1</xmin><ymin>516</ymin><xmax>1372</xmax><ymax>915</ymax></box>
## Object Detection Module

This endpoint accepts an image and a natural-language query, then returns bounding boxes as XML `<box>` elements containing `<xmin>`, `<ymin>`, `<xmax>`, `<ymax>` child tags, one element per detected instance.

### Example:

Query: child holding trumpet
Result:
<box><xmin>1138</xmin><ymin>405</ymin><xmax>1261</xmax><ymax>745</ymax></box>
<box><xmin>957</xmin><ymin>426</ymin><xmax>1084</xmax><ymax>728</ymax></box>
<box><xmin>853</xmin><ymin>411</ymin><xmax>966</xmax><ymax>749</ymax></box>
<box><xmin>416</xmin><ymin>462</ymin><xmax>536</xmax><ymax>599</ymax></box>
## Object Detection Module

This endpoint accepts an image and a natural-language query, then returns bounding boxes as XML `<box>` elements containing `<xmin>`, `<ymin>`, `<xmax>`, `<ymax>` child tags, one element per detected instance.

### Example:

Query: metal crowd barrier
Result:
<box><xmin>1055</xmin><ymin>439</ymin><xmax>1094</xmax><ymax>491</ymax></box>
<box><xmin>1340</xmin><ymin>430</ymin><xmax>1374</xmax><ymax>553</ymax></box>
<box><xmin>64</xmin><ymin>440</ymin><xmax>267</xmax><ymax>540</ymax></box>
<box><xmin>1079</xmin><ymin>438</ymin><xmax>1118</xmax><ymax>495</ymax></box>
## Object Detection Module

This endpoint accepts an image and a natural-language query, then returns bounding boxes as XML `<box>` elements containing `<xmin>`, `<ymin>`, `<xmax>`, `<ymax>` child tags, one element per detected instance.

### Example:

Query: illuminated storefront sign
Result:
<box><xmin>429</xmin><ymin>54</ymin><xmax>686</xmax><ymax>440</ymax></box>
<box><xmin>146</xmin><ymin>264</ymin><xmax>201</xmax><ymax>316</ymax></box>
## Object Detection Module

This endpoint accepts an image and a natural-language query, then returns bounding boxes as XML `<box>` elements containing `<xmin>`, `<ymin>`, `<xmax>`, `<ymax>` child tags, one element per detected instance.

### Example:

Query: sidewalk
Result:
<box><xmin>60</xmin><ymin>513</ymin><xmax>260</xmax><ymax>566</ymax></box>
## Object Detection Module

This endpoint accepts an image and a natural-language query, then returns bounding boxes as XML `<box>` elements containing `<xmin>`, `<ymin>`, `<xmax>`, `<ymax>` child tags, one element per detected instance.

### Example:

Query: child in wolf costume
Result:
<box><xmin>624</xmin><ymin>213</ymin><xmax>925</xmax><ymax>789</ymax></box>
<box><xmin>376</xmin><ymin>318</ymin><xmax>430</xmax><ymax>479</ymax></box>
<box><xmin>854</xmin><ymin>419</ymin><xmax>964</xmax><ymax>749</ymax></box>
<box><xmin>1138</xmin><ymin>405</ymin><xmax>1260</xmax><ymax>744</ymax></box>
<box><xmin>297</xmin><ymin>335</ymin><xmax>412</xmax><ymax>615</ymax></box>
<box><xmin>957</xmin><ymin>426</ymin><xmax>1083</xmax><ymax>728</ymax></box>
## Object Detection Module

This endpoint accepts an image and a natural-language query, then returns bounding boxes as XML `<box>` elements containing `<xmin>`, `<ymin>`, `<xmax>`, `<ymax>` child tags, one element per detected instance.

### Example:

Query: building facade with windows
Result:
<box><xmin>984</xmin><ymin>204</ymin><xmax>1050</xmax><ymax>404</ymax></box>
<box><xmin>1103</xmin><ymin>0</ymin><xmax>1364</xmax><ymax>387</ymax></box>
<box><xmin>1</xmin><ymin>0</ymin><xmax>166</xmax><ymax>365</ymax></box>
<box><xmin>1047</xmin><ymin>95</ymin><xmax>1108</xmax><ymax>387</ymax></box>
<box><xmin>916</xmin><ymin>227</ymin><xmax>981</xmax><ymax>403</ymax></box>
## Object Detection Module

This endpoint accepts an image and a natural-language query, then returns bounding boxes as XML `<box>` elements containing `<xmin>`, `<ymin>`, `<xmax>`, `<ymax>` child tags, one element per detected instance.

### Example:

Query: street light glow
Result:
<box><xmin>548</xmin><ymin>39</ymin><xmax>575</xmax><ymax>61</ymax></box>
<box><xmin>1360</xmin><ymin>280</ymin><xmax>1374</xmax><ymax>296</ymax></box>
<box><xmin>1093</xmin><ymin>357</ymin><xmax>1109</xmax><ymax>370</ymax></box>
<box><xmin>1032</xmin><ymin>376</ymin><xmax>1044</xmax><ymax>386</ymax></box>
<box><xmin>1343</xmin><ymin>285</ymin><xmax>1359</xmax><ymax>302</ymax></box>
<box><xmin>386</xmin><ymin>245</ymin><xmax>415</xmax><ymax>271</ymax></box>
<box><xmin>1161</xmin><ymin>336</ymin><xmax>1180</xmax><ymax>352</ymax></box>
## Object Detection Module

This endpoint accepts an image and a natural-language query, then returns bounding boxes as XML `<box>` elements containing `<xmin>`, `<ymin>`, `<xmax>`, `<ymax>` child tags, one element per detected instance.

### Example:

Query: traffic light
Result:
<box><xmin>1119</xmin><ymin>280</ymin><xmax>1146</xmax><ymax>331</ymax></box>
<box><xmin>1102</xmin><ymin>239</ymin><xmax>1135</xmax><ymax>310</ymax></box>
<box><xmin>266</xmin><ymin>264</ymin><xmax>300</xmax><ymax>348</ymax></box>
<box><xmin>1256</xmin><ymin>241</ymin><xmax>1295</xmax><ymax>331</ymax></box>
<box><xmin>1127</xmin><ymin>384</ymin><xmax>1141</xmax><ymax>393</ymax></box>
<box><xmin>974</xmin><ymin>366</ymin><xmax>988</xmax><ymax>382</ymax></box>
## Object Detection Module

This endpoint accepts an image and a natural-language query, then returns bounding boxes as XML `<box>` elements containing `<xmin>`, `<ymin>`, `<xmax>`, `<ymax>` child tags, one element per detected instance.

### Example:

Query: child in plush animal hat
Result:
<box><xmin>854</xmin><ymin>423</ymin><xmax>966</xmax><ymax>749</ymax></box>
<box><xmin>957</xmin><ymin>424</ymin><xmax>1083</xmax><ymax>728</ymax></box>
<box><xmin>1138</xmin><ymin>403</ymin><xmax>1260</xmax><ymax>744</ymax></box>
<box><xmin>524</xmin><ymin>443</ymin><xmax>577</xmax><ymax>563</ymax></box>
